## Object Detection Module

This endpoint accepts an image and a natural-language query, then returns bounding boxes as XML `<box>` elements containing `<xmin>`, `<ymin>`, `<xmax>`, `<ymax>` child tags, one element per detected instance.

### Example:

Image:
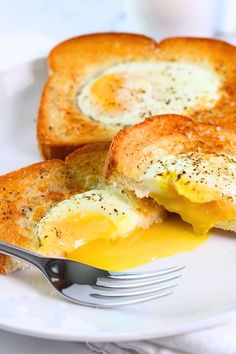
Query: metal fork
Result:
<box><xmin>0</xmin><ymin>241</ymin><xmax>184</xmax><ymax>308</ymax></box>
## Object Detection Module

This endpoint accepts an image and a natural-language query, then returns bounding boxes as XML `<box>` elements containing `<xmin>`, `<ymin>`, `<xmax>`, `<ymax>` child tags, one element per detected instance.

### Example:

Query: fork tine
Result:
<box><xmin>108</xmin><ymin>265</ymin><xmax>185</xmax><ymax>280</ymax></box>
<box><xmin>97</xmin><ymin>272</ymin><xmax>182</xmax><ymax>289</ymax></box>
<box><xmin>89</xmin><ymin>289</ymin><xmax>174</xmax><ymax>307</ymax></box>
<box><xmin>88</xmin><ymin>266</ymin><xmax>185</xmax><ymax>307</ymax></box>
<box><xmin>92</xmin><ymin>282</ymin><xmax>178</xmax><ymax>297</ymax></box>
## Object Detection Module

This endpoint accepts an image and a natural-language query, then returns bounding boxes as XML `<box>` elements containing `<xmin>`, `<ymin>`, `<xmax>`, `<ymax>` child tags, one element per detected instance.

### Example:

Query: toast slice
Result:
<box><xmin>105</xmin><ymin>115</ymin><xmax>236</xmax><ymax>234</ymax></box>
<box><xmin>0</xmin><ymin>143</ymin><xmax>164</xmax><ymax>274</ymax></box>
<box><xmin>38</xmin><ymin>33</ymin><xmax>236</xmax><ymax>159</ymax></box>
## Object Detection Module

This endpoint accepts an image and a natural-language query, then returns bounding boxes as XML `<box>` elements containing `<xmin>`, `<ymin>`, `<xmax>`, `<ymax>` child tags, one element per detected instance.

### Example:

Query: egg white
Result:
<box><xmin>138</xmin><ymin>152</ymin><xmax>236</xmax><ymax>234</ymax></box>
<box><xmin>36</xmin><ymin>189</ymin><xmax>147</xmax><ymax>245</ymax></box>
<box><xmin>77</xmin><ymin>61</ymin><xmax>220</xmax><ymax>127</ymax></box>
<box><xmin>140</xmin><ymin>152</ymin><xmax>236</xmax><ymax>201</ymax></box>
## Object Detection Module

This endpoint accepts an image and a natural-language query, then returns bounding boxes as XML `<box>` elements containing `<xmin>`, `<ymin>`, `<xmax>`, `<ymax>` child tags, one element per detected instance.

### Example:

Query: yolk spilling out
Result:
<box><xmin>91</xmin><ymin>73</ymin><xmax>126</xmax><ymax>111</ymax></box>
<box><xmin>39</xmin><ymin>214</ymin><xmax>209</xmax><ymax>271</ymax></box>
<box><xmin>151</xmin><ymin>173</ymin><xmax>236</xmax><ymax>235</ymax></box>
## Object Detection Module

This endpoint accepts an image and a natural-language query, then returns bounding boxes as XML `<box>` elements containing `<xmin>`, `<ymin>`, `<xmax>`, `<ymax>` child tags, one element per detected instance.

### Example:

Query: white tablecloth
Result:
<box><xmin>0</xmin><ymin>330</ymin><xmax>91</xmax><ymax>354</ymax></box>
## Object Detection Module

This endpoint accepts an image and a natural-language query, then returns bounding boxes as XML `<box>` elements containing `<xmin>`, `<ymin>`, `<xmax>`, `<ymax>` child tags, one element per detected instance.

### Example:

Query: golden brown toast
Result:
<box><xmin>104</xmin><ymin>115</ymin><xmax>236</xmax><ymax>234</ymax></box>
<box><xmin>38</xmin><ymin>33</ymin><xmax>236</xmax><ymax>159</ymax></box>
<box><xmin>105</xmin><ymin>114</ymin><xmax>236</xmax><ymax>182</ymax></box>
<box><xmin>0</xmin><ymin>143</ymin><xmax>108</xmax><ymax>274</ymax></box>
<box><xmin>0</xmin><ymin>143</ymin><xmax>164</xmax><ymax>274</ymax></box>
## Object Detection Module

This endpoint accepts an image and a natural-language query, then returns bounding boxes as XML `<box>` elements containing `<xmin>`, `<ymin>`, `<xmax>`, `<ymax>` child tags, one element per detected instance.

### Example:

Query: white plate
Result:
<box><xmin>0</xmin><ymin>59</ymin><xmax>236</xmax><ymax>342</ymax></box>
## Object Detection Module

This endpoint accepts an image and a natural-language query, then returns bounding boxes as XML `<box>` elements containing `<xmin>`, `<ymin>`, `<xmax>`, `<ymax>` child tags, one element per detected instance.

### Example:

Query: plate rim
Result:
<box><xmin>0</xmin><ymin>308</ymin><xmax>235</xmax><ymax>342</ymax></box>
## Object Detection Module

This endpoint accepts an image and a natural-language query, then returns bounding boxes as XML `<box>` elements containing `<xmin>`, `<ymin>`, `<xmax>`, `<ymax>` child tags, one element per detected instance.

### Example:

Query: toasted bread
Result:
<box><xmin>105</xmin><ymin>115</ymin><xmax>236</xmax><ymax>234</ymax></box>
<box><xmin>0</xmin><ymin>143</ymin><xmax>164</xmax><ymax>274</ymax></box>
<box><xmin>38</xmin><ymin>34</ymin><xmax>236</xmax><ymax>159</ymax></box>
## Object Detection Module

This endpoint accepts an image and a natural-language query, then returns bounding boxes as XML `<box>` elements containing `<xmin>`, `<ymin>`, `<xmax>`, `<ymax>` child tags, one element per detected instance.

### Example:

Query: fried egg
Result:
<box><xmin>140</xmin><ymin>152</ymin><xmax>236</xmax><ymax>235</ymax></box>
<box><xmin>36</xmin><ymin>188</ymin><xmax>208</xmax><ymax>270</ymax></box>
<box><xmin>37</xmin><ymin>189</ymin><xmax>146</xmax><ymax>255</ymax></box>
<box><xmin>77</xmin><ymin>62</ymin><xmax>220</xmax><ymax>127</ymax></box>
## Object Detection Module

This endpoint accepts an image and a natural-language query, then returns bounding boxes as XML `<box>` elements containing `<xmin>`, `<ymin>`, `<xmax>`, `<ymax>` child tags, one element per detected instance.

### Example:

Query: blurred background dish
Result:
<box><xmin>124</xmin><ymin>0</ymin><xmax>236</xmax><ymax>39</ymax></box>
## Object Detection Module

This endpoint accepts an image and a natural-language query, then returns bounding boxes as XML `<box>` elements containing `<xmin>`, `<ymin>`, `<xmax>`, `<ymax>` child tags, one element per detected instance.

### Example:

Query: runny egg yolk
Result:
<box><xmin>39</xmin><ymin>213</ymin><xmax>118</xmax><ymax>254</ymax></box>
<box><xmin>150</xmin><ymin>172</ymin><xmax>236</xmax><ymax>235</ymax></box>
<box><xmin>39</xmin><ymin>213</ymin><xmax>209</xmax><ymax>271</ymax></box>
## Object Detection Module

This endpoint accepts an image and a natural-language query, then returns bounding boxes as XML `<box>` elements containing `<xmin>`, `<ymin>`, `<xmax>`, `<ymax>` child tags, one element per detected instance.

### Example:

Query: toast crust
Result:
<box><xmin>104</xmin><ymin>114</ymin><xmax>236</xmax><ymax>182</ymax></box>
<box><xmin>38</xmin><ymin>34</ymin><xmax>236</xmax><ymax>159</ymax></box>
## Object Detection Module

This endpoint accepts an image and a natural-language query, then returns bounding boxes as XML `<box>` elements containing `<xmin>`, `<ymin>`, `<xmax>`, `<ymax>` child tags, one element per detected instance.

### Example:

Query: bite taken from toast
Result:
<box><xmin>0</xmin><ymin>143</ymin><xmax>164</xmax><ymax>274</ymax></box>
<box><xmin>105</xmin><ymin>114</ymin><xmax>236</xmax><ymax>235</ymax></box>
<box><xmin>38</xmin><ymin>33</ymin><xmax>236</xmax><ymax>159</ymax></box>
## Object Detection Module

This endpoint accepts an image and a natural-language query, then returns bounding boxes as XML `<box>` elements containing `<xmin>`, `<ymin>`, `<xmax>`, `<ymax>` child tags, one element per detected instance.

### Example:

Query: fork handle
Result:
<box><xmin>0</xmin><ymin>241</ymin><xmax>44</xmax><ymax>270</ymax></box>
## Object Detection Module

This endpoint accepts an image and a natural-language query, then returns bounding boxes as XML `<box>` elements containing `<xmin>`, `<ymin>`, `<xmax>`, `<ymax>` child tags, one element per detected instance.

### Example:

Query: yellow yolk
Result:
<box><xmin>39</xmin><ymin>213</ymin><xmax>119</xmax><ymax>254</ymax></box>
<box><xmin>151</xmin><ymin>173</ymin><xmax>236</xmax><ymax>235</ymax></box>
<box><xmin>90</xmin><ymin>73</ymin><xmax>126</xmax><ymax>111</ymax></box>
<box><xmin>39</xmin><ymin>213</ymin><xmax>209</xmax><ymax>271</ymax></box>
<box><xmin>90</xmin><ymin>72</ymin><xmax>149</xmax><ymax>113</ymax></box>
